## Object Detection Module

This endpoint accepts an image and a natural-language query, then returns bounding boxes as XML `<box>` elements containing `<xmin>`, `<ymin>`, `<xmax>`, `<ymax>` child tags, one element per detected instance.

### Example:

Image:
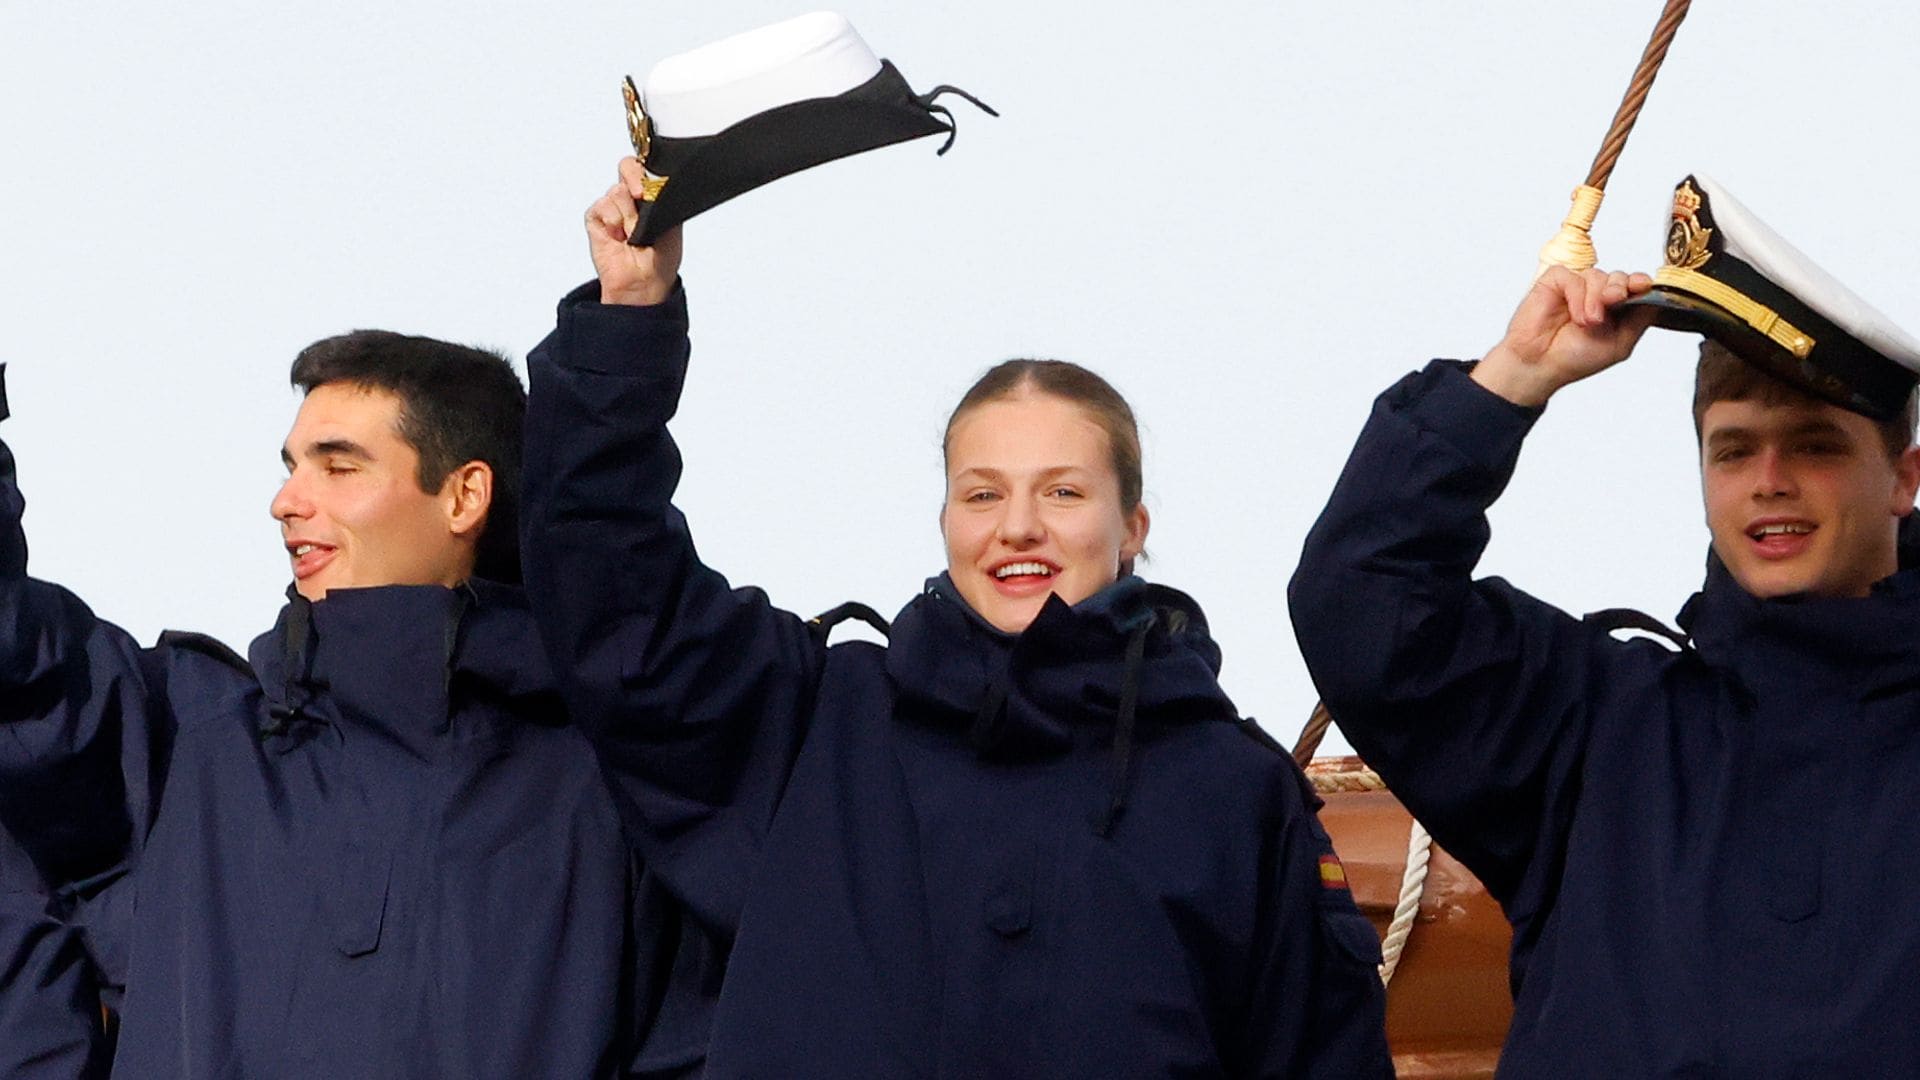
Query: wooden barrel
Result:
<box><xmin>1306</xmin><ymin>756</ymin><xmax>1512</xmax><ymax>1079</ymax></box>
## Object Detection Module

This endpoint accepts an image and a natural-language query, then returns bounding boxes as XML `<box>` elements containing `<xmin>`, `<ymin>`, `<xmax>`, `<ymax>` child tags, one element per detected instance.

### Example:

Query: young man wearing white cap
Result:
<box><xmin>1290</xmin><ymin>175</ymin><xmax>1920</xmax><ymax>1075</ymax></box>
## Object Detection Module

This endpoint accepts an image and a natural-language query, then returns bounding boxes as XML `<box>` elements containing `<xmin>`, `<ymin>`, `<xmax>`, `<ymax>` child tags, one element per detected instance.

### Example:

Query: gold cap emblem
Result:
<box><xmin>622</xmin><ymin>76</ymin><xmax>669</xmax><ymax>203</ymax></box>
<box><xmin>1665</xmin><ymin>179</ymin><xmax>1712</xmax><ymax>271</ymax></box>
<box><xmin>1671</xmin><ymin>180</ymin><xmax>1702</xmax><ymax>220</ymax></box>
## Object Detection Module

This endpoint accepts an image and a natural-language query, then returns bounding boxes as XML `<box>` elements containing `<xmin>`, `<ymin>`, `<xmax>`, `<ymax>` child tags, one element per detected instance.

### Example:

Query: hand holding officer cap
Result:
<box><xmin>617</xmin><ymin>11</ymin><xmax>995</xmax><ymax>247</ymax></box>
<box><xmin>1476</xmin><ymin>267</ymin><xmax>1657</xmax><ymax>409</ymax></box>
<box><xmin>588</xmin><ymin>160</ymin><xmax>683</xmax><ymax>307</ymax></box>
<box><xmin>1622</xmin><ymin>174</ymin><xmax>1920</xmax><ymax>420</ymax></box>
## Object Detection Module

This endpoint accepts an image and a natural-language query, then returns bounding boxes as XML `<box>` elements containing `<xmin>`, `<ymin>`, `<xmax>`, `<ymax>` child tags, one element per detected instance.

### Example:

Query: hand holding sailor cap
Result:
<box><xmin>618</xmin><ymin>11</ymin><xmax>995</xmax><ymax>245</ymax></box>
<box><xmin>588</xmin><ymin>159</ymin><xmax>684</xmax><ymax>306</ymax></box>
<box><xmin>1624</xmin><ymin>174</ymin><xmax>1920</xmax><ymax>420</ymax></box>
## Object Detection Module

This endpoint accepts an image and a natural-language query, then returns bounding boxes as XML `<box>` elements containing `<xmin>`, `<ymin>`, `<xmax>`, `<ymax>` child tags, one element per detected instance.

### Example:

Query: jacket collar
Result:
<box><xmin>1677</xmin><ymin>515</ymin><xmax>1920</xmax><ymax>696</ymax></box>
<box><xmin>249</xmin><ymin>579</ymin><xmax>555</xmax><ymax>754</ymax></box>
<box><xmin>885</xmin><ymin>573</ymin><xmax>1235</xmax><ymax>756</ymax></box>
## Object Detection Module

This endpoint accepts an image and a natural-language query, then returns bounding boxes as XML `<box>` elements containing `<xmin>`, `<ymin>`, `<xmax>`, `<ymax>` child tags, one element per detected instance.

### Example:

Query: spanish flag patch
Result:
<box><xmin>1318</xmin><ymin>853</ymin><xmax>1349</xmax><ymax>890</ymax></box>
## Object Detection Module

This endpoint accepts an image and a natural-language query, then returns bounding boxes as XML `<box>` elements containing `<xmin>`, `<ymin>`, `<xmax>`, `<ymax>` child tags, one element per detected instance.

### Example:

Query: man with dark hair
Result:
<box><xmin>288</xmin><ymin>329</ymin><xmax>527</xmax><ymax>584</ymax></box>
<box><xmin>0</xmin><ymin>331</ymin><xmax>698</xmax><ymax>1077</ymax></box>
<box><xmin>1291</xmin><ymin>174</ymin><xmax>1920</xmax><ymax>1075</ymax></box>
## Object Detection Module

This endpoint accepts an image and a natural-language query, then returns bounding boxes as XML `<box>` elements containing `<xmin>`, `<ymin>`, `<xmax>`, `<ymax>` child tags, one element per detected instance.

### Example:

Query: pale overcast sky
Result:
<box><xmin>3</xmin><ymin>2</ymin><xmax>1915</xmax><ymax>754</ymax></box>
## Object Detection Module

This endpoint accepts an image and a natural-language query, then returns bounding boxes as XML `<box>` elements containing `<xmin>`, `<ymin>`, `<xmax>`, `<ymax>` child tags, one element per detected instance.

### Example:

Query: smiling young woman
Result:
<box><xmin>939</xmin><ymin>362</ymin><xmax>1149</xmax><ymax>634</ymax></box>
<box><xmin>514</xmin><ymin>160</ymin><xmax>1392</xmax><ymax>1079</ymax></box>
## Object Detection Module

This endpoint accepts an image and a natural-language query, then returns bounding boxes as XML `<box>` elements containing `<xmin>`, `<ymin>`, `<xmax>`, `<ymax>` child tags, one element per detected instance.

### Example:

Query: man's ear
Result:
<box><xmin>1892</xmin><ymin>446</ymin><xmax>1920</xmax><ymax>518</ymax></box>
<box><xmin>444</xmin><ymin>461</ymin><xmax>494</xmax><ymax>538</ymax></box>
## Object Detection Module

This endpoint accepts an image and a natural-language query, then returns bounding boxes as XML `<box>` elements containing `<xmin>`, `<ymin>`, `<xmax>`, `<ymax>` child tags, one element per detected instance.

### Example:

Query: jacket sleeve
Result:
<box><xmin>0</xmin><ymin>892</ymin><xmax>113</xmax><ymax>1080</ymax></box>
<box><xmin>1287</xmin><ymin>360</ymin><xmax>1598</xmax><ymax>909</ymax></box>
<box><xmin>0</xmin><ymin>822</ymin><xmax>113</xmax><ymax>1080</ymax></box>
<box><xmin>521</xmin><ymin>282</ymin><xmax>826</xmax><ymax>938</ymax></box>
<box><xmin>1235</xmin><ymin>768</ymin><xmax>1391</xmax><ymax>1079</ymax></box>
<box><xmin>0</xmin><ymin>366</ymin><xmax>169</xmax><ymax>891</ymax></box>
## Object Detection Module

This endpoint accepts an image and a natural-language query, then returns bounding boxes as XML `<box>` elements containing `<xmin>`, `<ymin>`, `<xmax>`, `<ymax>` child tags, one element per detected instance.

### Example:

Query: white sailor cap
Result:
<box><xmin>1625</xmin><ymin>173</ymin><xmax>1920</xmax><ymax>420</ymax></box>
<box><xmin>620</xmin><ymin>12</ymin><xmax>994</xmax><ymax>245</ymax></box>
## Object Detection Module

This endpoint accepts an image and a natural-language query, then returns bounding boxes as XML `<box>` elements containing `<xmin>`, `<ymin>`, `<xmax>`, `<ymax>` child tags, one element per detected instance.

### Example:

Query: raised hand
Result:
<box><xmin>1472</xmin><ymin>266</ymin><xmax>1656</xmax><ymax>407</ymax></box>
<box><xmin>585</xmin><ymin>157</ymin><xmax>684</xmax><ymax>306</ymax></box>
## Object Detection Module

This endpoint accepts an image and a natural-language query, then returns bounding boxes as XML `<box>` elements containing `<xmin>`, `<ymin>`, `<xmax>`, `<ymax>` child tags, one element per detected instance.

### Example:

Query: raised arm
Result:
<box><xmin>1287</xmin><ymin>268</ymin><xmax>1654</xmax><ymax>906</ymax></box>
<box><xmin>520</xmin><ymin>161</ymin><xmax>826</xmax><ymax>936</ymax></box>
<box><xmin>0</xmin><ymin>368</ymin><xmax>167</xmax><ymax>891</ymax></box>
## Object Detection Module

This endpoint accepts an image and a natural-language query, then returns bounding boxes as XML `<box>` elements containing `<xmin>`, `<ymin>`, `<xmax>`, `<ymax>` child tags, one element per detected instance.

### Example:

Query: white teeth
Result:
<box><xmin>294</xmin><ymin>544</ymin><xmax>315</xmax><ymax>556</ymax></box>
<box><xmin>995</xmin><ymin>561</ymin><xmax>1053</xmax><ymax>579</ymax></box>
<box><xmin>1752</xmin><ymin>523</ymin><xmax>1813</xmax><ymax>538</ymax></box>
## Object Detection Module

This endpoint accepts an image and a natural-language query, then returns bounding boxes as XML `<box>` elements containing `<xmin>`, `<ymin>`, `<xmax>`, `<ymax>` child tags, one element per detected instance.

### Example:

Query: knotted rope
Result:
<box><xmin>1535</xmin><ymin>0</ymin><xmax>1693</xmax><ymax>277</ymax></box>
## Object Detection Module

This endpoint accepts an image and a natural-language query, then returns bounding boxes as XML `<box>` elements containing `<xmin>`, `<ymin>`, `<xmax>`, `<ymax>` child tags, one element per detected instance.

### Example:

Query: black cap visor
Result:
<box><xmin>1625</xmin><ymin>287</ymin><xmax>1916</xmax><ymax>422</ymax></box>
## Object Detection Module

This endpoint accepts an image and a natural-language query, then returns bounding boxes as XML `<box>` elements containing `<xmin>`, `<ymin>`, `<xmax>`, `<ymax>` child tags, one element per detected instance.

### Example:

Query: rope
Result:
<box><xmin>1306</xmin><ymin>767</ymin><xmax>1388</xmax><ymax>794</ymax></box>
<box><xmin>1535</xmin><ymin>184</ymin><xmax>1606</xmax><ymax>277</ymax></box>
<box><xmin>1585</xmin><ymin>0</ymin><xmax>1694</xmax><ymax>191</ymax></box>
<box><xmin>1534</xmin><ymin>0</ymin><xmax>1693</xmax><ymax>278</ymax></box>
<box><xmin>1291</xmin><ymin>700</ymin><xmax>1334</xmax><ymax>768</ymax></box>
<box><xmin>1376</xmin><ymin>819</ymin><xmax>1433</xmax><ymax>987</ymax></box>
<box><xmin>1293</xmin><ymin>702</ymin><xmax>1432</xmax><ymax>989</ymax></box>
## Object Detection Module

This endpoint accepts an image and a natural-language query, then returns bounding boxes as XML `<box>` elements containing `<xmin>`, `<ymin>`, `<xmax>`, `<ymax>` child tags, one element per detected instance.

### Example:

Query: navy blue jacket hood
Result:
<box><xmin>894</xmin><ymin>575</ymin><xmax>1232</xmax><ymax>743</ymax></box>
<box><xmin>1677</xmin><ymin>513</ymin><xmax>1920</xmax><ymax>694</ymax></box>
<box><xmin>894</xmin><ymin>574</ymin><xmax>1238</xmax><ymax>834</ymax></box>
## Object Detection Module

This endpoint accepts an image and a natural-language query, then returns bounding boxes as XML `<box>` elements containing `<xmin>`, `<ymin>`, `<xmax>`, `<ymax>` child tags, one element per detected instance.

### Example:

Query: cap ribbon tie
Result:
<box><xmin>913</xmin><ymin>84</ymin><xmax>999</xmax><ymax>155</ymax></box>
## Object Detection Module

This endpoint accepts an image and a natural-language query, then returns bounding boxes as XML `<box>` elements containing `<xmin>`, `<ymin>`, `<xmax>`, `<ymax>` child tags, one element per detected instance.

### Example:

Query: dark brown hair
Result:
<box><xmin>291</xmin><ymin>330</ymin><xmax>525</xmax><ymax>583</ymax></box>
<box><xmin>943</xmin><ymin>359</ymin><xmax>1143</xmax><ymax>513</ymax></box>
<box><xmin>1692</xmin><ymin>339</ymin><xmax>1917</xmax><ymax>458</ymax></box>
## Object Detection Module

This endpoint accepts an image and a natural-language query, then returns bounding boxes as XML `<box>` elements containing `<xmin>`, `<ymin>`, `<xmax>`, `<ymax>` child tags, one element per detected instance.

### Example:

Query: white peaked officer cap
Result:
<box><xmin>621</xmin><ymin>11</ymin><xmax>994</xmax><ymax>245</ymax></box>
<box><xmin>644</xmin><ymin>13</ymin><xmax>882</xmax><ymax>138</ymax></box>
<box><xmin>1626</xmin><ymin>173</ymin><xmax>1920</xmax><ymax>420</ymax></box>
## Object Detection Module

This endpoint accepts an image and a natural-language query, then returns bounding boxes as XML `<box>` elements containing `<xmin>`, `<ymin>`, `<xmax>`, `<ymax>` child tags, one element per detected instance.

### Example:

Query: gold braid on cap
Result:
<box><xmin>622</xmin><ymin>76</ymin><xmax>669</xmax><ymax>202</ymax></box>
<box><xmin>1655</xmin><ymin>180</ymin><xmax>1813</xmax><ymax>360</ymax></box>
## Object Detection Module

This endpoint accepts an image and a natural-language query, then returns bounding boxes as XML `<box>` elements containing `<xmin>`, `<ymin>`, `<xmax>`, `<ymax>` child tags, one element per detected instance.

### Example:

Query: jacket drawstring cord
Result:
<box><xmin>968</xmin><ymin>679</ymin><xmax>1009</xmax><ymax>752</ymax></box>
<box><xmin>1099</xmin><ymin>616</ymin><xmax>1154</xmax><ymax>837</ymax></box>
<box><xmin>439</xmin><ymin>585</ymin><xmax>475</xmax><ymax>730</ymax></box>
<box><xmin>263</xmin><ymin>597</ymin><xmax>315</xmax><ymax>736</ymax></box>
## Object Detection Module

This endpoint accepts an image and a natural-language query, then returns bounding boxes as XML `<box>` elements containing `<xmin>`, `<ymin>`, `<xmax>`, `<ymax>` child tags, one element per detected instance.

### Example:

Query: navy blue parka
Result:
<box><xmin>520</xmin><ymin>282</ymin><xmax>1391</xmax><ymax>1079</ymax></box>
<box><xmin>1</xmin><ymin>834</ymin><xmax>112</xmax><ymax>1079</ymax></box>
<box><xmin>1291</xmin><ymin>360</ymin><xmax>1920</xmax><ymax>1076</ymax></box>
<box><xmin>0</xmin><ymin>366</ymin><xmax>702</xmax><ymax>1079</ymax></box>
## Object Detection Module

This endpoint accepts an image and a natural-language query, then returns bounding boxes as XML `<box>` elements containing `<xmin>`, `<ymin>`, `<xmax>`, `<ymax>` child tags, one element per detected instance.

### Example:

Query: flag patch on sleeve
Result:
<box><xmin>1319</xmin><ymin>853</ymin><xmax>1350</xmax><ymax>890</ymax></box>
